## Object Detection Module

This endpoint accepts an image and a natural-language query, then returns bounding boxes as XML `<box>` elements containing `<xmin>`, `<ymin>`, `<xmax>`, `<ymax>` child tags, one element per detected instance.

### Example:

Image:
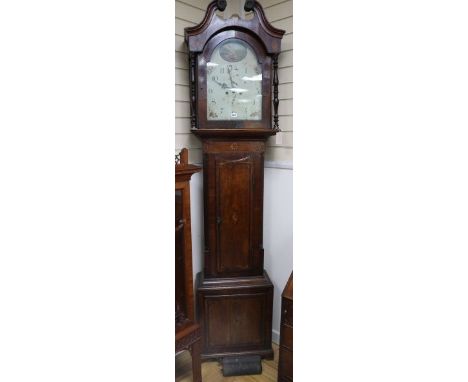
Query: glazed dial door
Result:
<box><xmin>207</xmin><ymin>39</ymin><xmax>262</xmax><ymax>121</ymax></box>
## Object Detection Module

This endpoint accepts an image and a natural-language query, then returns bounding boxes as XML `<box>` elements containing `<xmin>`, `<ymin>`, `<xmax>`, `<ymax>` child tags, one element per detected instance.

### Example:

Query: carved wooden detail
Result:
<box><xmin>175</xmin><ymin>325</ymin><xmax>202</xmax><ymax>353</ymax></box>
<box><xmin>185</xmin><ymin>1</ymin><xmax>284</xmax><ymax>54</ymax></box>
<box><xmin>272</xmin><ymin>53</ymin><xmax>280</xmax><ymax>130</ymax></box>
<box><xmin>189</xmin><ymin>53</ymin><xmax>197</xmax><ymax>130</ymax></box>
<box><xmin>203</xmin><ymin>140</ymin><xmax>265</xmax><ymax>154</ymax></box>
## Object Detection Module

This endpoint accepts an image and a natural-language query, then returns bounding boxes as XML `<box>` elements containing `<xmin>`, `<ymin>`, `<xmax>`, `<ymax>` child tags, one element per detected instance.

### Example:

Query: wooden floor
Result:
<box><xmin>175</xmin><ymin>343</ymin><xmax>279</xmax><ymax>382</ymax></box>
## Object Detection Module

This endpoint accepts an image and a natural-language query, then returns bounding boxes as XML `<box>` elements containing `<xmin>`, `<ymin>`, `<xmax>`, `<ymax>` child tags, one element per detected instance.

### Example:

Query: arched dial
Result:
<box><xmin>207</xmin><ymin>39</ymin><xmax>262</xmax><ymax>121</ymax></box>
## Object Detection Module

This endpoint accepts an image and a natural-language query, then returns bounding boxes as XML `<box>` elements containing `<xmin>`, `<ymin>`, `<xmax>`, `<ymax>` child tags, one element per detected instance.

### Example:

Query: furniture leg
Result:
<box><xmin>190</xmin><ymin>339</ymin><xmax>202</xmax><ymax>382</ymax></box>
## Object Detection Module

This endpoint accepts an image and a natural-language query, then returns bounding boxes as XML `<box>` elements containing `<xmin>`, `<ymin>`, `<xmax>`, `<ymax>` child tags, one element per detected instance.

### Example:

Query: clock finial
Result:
<box><xmin>244</xmin><ymin>0</ymin><xmax>255</xmax><ymax>12</ymax></box>
<box><xmin>216</xmin><ymin>0</ymin><xmax>227</xmax><ymax>11</ymax></box>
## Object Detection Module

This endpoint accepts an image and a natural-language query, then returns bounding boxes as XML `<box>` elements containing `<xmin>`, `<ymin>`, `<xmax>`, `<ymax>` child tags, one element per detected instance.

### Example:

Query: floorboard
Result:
<box><xmin>175</xmin><ymin>343</ymin><xmax>279</xmax><ymax>382</ymax></box>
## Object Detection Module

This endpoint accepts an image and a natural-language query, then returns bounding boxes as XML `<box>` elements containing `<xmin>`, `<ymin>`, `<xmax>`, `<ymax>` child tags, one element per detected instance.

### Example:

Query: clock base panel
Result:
<box><xmin>196</xmin><ymin>271</ymin><xmax>274</xmax><ymax>361</ymax></box>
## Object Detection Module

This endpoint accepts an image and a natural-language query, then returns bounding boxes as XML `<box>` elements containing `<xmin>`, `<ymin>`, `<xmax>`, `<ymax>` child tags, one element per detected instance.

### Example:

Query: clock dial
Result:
<box><xmin>219</xmin><ymin>41</ymin><xmax>248</xmax><ymax>62</ymax></box>
<box><xmin>207</xmin><ymin>39</ymin><xmax>262</xmax><ymax>121</ymax></box>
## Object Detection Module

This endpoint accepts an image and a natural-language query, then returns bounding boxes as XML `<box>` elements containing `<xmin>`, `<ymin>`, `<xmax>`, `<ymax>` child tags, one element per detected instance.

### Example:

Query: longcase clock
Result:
<box><xmin>184</xmin><ymin>0</ymin><xmax>285</xmax><ymax>373</ymax></box>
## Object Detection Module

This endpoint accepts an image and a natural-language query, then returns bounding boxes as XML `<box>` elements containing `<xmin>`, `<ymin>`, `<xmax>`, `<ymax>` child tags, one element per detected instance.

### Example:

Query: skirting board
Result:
<box><xmin>264</xmin><ymin>161</ymin><xmax>293</xmax><ymax>170</ymax></box>
<box><xmin>272</xmin><ymin>329</ymin><xmax>280</xmax><ymax>345</ymax></box>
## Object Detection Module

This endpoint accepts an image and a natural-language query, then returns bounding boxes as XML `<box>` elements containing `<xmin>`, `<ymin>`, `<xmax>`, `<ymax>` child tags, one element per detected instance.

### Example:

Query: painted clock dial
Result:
<box><xmin>207</xmin><ymin>39</ymin><xmax>262</xmax><ymax>121</ymax></box>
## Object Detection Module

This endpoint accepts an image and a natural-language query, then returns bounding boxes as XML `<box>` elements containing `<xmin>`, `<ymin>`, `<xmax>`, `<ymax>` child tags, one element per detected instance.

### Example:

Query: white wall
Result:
<box><xmin>263</xmin><ymin>165</ymin><xmax>293</xmax><ymax>343</ymax></box>
<box><xmin>262</xmin><ymin>0</ymin><xmax>293</xmax><ymax>164</ymax></box>
<box><xmin>188</xmin><ymin>171</ymin><xmax>204</xmax><ymax>278</ymax></box>
<box><xmin>175</xmin><ymin>0</ymin><xmax>211</xmax><ymax>163</ymax></box>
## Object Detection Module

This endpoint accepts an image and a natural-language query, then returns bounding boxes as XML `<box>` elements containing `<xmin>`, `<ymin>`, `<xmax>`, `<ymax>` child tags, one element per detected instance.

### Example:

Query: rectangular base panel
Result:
<box><xmin>196</xmin><ymin>271</ymin><xmax>274</xmax><ymax>361</ymax></box>
<box><xmin>222</xmin><ymin>355</ymin><xmax>262</xmax><ymax>376</ymax></box>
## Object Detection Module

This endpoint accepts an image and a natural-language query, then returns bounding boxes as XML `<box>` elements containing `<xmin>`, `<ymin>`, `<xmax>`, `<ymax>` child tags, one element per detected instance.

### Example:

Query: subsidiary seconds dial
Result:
<box><xmin>207</xmin><ymin>39</ymin><xmax>262</xmax><ymax>121</ymax></box>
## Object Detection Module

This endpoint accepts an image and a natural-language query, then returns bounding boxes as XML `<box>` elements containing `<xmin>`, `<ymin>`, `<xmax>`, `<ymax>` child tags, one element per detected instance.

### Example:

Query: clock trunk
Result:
<box><xmin>194</xmin><ymin>135</ymin><xmax>275</xmax><ymax>360</ymax></box>
<box><xmin>203</xmin><ymin>140</ymin><xmax>265</xmax><ymax>278</ymax></box>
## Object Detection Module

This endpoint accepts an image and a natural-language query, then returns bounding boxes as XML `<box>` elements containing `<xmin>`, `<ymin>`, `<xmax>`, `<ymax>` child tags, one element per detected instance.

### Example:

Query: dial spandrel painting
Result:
<box><xmin>207</xmin><ymin>39</ymin><xmax>262</xmax><ymax>121</ymax></box>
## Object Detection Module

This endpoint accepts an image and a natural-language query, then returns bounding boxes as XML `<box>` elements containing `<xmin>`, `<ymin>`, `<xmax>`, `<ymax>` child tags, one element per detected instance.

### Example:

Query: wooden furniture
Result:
<box><xmin>185</xmin><ymin>0</ymin><xmax>285</xmax><ymax>371</ymax></box>
<box><xmin>175</xmin><ymin>148</ymin><xmax>202</xmax><ymax>382</ymax></box>
<box><xmin>278</xmin><ymin>272</ymin><xmax>293</xmax><ymax>382</ymax></box>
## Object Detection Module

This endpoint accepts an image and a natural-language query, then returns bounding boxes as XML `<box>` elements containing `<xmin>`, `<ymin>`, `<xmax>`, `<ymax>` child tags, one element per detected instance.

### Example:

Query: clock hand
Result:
<box><xmin>227</xmin><ymin>66</ymin><xmax>234</xmax><ymax>87</ymax></box>
<box><xmin>227</xmin><ymin>66</ymin><xmax>238</xmax><ymax>88</ymax></box>
<box><xmin>213</xmin><ymin>78</ymin><xmax>228</xmax><ymax>89</ymax></box>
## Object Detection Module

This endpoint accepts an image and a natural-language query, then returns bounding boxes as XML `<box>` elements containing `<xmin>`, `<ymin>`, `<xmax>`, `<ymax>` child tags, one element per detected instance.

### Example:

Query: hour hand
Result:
<box><xmin>213</xmin><ymin>78</ymin><xmax>228</xmax><ymax>89</ymax></box>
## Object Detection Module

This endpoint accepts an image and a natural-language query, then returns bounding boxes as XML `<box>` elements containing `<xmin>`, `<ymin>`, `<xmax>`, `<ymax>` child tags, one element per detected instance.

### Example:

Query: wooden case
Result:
<box><xmin>201</xmin><ymin>140</ymin><xmax>266</xmax><ymax>278</ymax></box>
<box><xmin>196</xmin><ymin>271</ymin><xmax>274</xmax><ymax>360</ymax></box>
<box><xmin>185</xmin><ymin>0</ymin><xmax>285</xmax><ymax>366</ymax></box>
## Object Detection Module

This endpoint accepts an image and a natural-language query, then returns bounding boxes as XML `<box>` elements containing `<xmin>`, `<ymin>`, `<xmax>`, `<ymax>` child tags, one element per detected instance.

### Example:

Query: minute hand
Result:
<box><xmin>227</xmin><ymin>67</ymin><xmax>238</xmax><ymax>87</ymax></box>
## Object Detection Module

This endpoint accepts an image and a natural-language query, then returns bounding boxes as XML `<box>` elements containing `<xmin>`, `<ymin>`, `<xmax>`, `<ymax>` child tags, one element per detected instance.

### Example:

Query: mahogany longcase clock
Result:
<box><xmin>185</xmin><ymin>0</ymin><xmax>285</xmax><ymax>372</ymax></box>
